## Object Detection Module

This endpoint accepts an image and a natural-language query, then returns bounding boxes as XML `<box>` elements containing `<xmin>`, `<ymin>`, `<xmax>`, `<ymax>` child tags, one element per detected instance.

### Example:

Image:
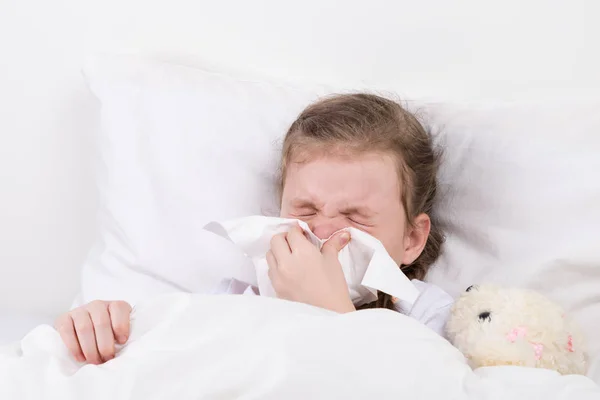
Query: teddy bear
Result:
<box><xmin>446</xmin><ymin>284</ymin><xmax>587</xmax><ymax>375</ymax></box>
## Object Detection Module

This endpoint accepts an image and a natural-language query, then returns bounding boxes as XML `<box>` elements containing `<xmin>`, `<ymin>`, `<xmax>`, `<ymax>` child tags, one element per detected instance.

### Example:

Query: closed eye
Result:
<box><xmin>347</xmin><ymin>217</ymin><xmax>374</xmax><ymax>227</ymax></box>
<box><xmin>292</xmin><ymin>208</ymin><xmax>317</xmax><ymax>218</ymax></box>
<box><xmin>341</xmin><ymin>207</ymin><xmax>375</xmax><ymax>228</ymax></box>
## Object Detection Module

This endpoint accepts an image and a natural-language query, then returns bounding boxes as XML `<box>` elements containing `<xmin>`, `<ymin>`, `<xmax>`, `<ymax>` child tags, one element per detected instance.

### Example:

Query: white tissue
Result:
<box><xmin>205</xmin><ymin>216</ymin><xmax>420</xmax><ymax>307</ymax></box>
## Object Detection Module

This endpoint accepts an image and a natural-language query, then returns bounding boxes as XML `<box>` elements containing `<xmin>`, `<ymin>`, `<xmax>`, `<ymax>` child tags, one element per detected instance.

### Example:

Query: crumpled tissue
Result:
<box><xmin>205</xmin><ymin>216</ymin><xmax>420</xmax><ymax>307</ymax></box>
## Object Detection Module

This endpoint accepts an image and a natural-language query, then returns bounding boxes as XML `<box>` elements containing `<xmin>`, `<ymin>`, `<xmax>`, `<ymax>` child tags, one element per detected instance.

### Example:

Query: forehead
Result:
<box><xmin>282</xmin><ymin>153</ymin><xmax>400</xmax><ymax>207</ymax></box>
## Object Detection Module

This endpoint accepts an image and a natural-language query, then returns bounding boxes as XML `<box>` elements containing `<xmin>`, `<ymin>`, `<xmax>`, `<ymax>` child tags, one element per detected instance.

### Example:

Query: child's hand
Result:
<box><xmin>54</xmin><ymin>300</ymin><xmax>132</xmax><ymax>364</ymax></box>
<box><xmin>267</xmin><ymin>225</ymin><xmax>355</xmax><ymax>313</ymax></box>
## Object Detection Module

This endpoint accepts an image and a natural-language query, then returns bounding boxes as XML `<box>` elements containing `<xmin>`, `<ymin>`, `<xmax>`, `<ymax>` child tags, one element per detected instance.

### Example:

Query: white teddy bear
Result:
<box><xmin>446</xmin><ymin>285</ymin><xmax>587</xmax><ymax>375</ymax></box>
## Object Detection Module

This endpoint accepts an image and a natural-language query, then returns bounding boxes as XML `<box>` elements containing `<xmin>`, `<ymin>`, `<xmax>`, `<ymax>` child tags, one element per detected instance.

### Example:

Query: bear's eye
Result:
<box><xmin>478</xmin><ymin>311</ymin><xmax>491</xmax><ymax>322</ymax></box>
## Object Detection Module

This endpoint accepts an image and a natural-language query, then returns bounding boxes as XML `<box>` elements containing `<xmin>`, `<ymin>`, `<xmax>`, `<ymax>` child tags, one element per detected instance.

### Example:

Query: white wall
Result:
<box><xmin>1</xmin><ymin>0</ymin><xmax>599</xmax><ymax>316</ymax></box>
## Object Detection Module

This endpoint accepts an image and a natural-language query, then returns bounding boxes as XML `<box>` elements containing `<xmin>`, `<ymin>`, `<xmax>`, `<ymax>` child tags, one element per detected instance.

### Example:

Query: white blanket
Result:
<box><xmin>1</xmin><ymin>294</ymin><xmax>599</xmax><ymax>400</ymax></box>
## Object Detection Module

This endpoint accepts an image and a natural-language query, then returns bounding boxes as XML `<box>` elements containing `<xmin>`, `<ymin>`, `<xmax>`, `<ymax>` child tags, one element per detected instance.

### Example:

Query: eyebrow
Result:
<box><xmin>289</xmin><ymin>198</ymin><xmax>320</xmax><ymax>209</ymax></box>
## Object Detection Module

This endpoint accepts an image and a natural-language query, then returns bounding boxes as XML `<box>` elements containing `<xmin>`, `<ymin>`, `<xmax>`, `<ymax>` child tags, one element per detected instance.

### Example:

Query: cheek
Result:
<box><xmin>279</xmin><ymin>205</ymin><xmax>289</xmax><ymax>217</ymax></box>
<box><xmin>382</xmin><ymin>237</ymin><xmax>405</xmax><ymax>265</ymax></box>
<box><xmin>375</xmin><ymin>222</ymin><xmax>407</xmax><ymax>265</ymax></box>
<box><xmin>279</xmin><ymin>189</ymin><xmax>293</xmax><ymax>217</ymax></box>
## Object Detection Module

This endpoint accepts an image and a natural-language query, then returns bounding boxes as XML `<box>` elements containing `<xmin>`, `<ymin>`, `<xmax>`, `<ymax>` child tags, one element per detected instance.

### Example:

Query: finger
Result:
<box><xmin>54</xmin><ymin>313</ymin><xmax>85</xmax><ymax>362</ymax></box>
<box><xmin>270</xmin><ymin>232</ymin><xmax>291</xmax><ymax>260</ymax></box>
<box><xmin>108</xmin><ymin>301</ymin><xmax>132</xmax><ymax>345</ymax></box>
<box><xmin>87</xmin><ymin>301</ymin><xmax>116</xmax><ymax>362</ymax></box>
<box><xmin>267</xmin><ymin>251</ymin><xmax>284</xmax><ymax>297</ymax></box>
<box><xmin>321</xmin><ymin>231</ymin><xmax>351</xmax><ymax>257</ymax></box>
<box><xmin>267</xmin><ymin>250</ymin><xmax>278</xmax><ymax>283</ymax></box>
<box><xmin>266</xmin><ymin>249</ymin><xmax>278</xmax><ymax>271</ymax></box>
<box><xmin>286</xmin><ymin>224</ymin><xmax>311</xmax><ymax>253</ymax></box>
<box><xmin>71</xmin><ymin>308</ymin><xmax>102</xmax><ymax>365</ymax></box>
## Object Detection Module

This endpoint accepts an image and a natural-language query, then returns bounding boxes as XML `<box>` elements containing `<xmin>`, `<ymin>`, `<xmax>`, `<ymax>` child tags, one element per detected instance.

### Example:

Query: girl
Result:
<box><xmin>55</xmin><ymin>93</ymin><xmax>454</xmax><ymax>365</ymax></box>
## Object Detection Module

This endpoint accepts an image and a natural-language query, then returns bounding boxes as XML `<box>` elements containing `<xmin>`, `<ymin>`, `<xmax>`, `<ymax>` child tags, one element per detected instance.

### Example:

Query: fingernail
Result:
<box><xmin>339</xmin><ymin>232</ymin><xmax>350</xmax><ymax>246</ymax></box>
<box><xmin>118</xmin><ymin>335</ymin><xmax>127</xmax><ymax>344</ymax></box>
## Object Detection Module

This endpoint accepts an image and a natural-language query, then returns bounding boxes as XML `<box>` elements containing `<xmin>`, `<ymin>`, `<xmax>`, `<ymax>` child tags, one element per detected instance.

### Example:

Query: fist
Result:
<box><xmin>267</xmin><ymin>224</ymin><xmax>354</xmax><ymax>313</ymax></box>
<box><xmin>54</xmin><ymin>300</ymin><xmax>132</xmax><ymax>364</ymax></box>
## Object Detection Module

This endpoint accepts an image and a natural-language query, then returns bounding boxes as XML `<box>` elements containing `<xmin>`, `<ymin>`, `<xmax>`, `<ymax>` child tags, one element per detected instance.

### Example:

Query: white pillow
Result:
<box><xmin>424</xmin><ymin>103</ymin><xmax>600</xmax><ymax>381</ymax></box>
<box><xmin>82</xmin><ymin>55</ymin><xmax>600</xmax><ymax>381</ymax></box>
<box><xmin>80</xmin><ymin>56</ymin><xmax>323</xmax><ymax>306</ymax></box>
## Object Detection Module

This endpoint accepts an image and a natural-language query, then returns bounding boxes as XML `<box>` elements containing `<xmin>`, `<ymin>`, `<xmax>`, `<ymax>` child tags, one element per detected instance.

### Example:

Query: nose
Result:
<box><xmin>310</xmin><ymin>216</ymin><xmax>350</xmax><ymax>240</ymax></box>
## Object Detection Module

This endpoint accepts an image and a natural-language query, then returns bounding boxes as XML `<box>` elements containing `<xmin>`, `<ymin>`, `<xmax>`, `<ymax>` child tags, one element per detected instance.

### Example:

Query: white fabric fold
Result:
<box><xmin>4</xmin><ymin>294</ymin><xmax>599</xmax><ymax>399</ymax></box>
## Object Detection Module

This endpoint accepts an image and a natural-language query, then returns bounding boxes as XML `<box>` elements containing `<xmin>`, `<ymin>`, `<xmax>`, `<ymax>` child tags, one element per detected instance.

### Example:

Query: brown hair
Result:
<box><xmin>279</xmin><ymin>93</ymin><xmax>443</xmax><ymax>310</ymax></box>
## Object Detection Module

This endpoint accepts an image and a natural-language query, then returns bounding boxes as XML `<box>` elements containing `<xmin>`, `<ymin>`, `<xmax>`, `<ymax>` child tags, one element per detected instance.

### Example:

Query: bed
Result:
<box><xmin>1</xmin><ymin>1</ymin><xmax>599</xmax><ymax>398</ymax></box>
<box><xmin>4</xmin><ymin>54</ymin><xmax>600</xmax><ymax>398</ymax></box>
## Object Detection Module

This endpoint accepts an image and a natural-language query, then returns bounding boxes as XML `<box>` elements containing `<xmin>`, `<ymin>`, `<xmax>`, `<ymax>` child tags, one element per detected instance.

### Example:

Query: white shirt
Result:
<box><xmin>392</xmin><ymin>279</ymin><xmax>455</xmax><ymax>338</ymax></box>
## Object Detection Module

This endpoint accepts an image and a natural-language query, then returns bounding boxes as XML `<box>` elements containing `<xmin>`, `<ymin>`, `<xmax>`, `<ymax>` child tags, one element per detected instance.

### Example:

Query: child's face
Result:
<box><xmin>281</xmin><ymin>152</ymin><xmax>428</xmax><ymax>266</ymax></box>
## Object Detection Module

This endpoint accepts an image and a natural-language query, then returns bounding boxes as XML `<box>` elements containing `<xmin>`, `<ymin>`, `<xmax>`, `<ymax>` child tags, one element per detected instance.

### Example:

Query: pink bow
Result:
<box><xmin>506</xmin><ymin>326</ymin><xmax>528</xmax><ymax>342</ymax></box>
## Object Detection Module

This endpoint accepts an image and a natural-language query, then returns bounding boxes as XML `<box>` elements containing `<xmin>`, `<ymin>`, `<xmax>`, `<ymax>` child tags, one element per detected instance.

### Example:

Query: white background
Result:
<box><xmin>1</xmin><ymin>0</ymin><xmax>599</xmax><ymax>317</ymax></box>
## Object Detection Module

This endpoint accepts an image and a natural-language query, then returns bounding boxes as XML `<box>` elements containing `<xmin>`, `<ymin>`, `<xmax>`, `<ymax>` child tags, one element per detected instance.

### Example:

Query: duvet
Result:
<box><xmin>1</xmin><ymin>294</ymin><xmax>598</xmax><ymax>399</ymax></box>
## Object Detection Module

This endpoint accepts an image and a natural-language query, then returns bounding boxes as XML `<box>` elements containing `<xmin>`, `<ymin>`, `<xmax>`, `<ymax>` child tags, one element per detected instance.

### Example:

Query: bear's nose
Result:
<box><xmin>466</xmin><ymin>285</ymin><xmax>477</xmax><ymax>292</ymax></box>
